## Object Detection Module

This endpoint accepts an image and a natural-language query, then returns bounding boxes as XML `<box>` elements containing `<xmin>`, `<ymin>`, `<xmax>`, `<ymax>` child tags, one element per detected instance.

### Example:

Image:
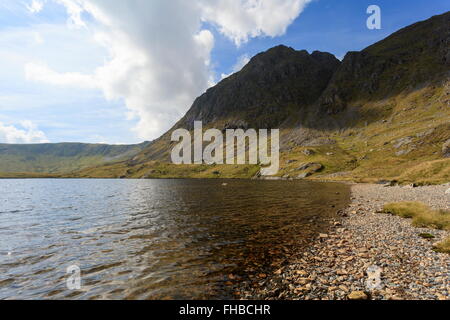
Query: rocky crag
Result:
<box><xmin>3</xmin><ymin>12</ymin><xmax>449</xmax><ymax>183</ymax></box>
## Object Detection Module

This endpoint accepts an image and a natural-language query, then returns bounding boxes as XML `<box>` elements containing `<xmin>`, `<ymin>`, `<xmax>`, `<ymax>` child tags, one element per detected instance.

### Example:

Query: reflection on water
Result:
<box><xmin>0</xmin><ymin>179</ymin><xmax>349</xmax><ymax>300</ymax></box>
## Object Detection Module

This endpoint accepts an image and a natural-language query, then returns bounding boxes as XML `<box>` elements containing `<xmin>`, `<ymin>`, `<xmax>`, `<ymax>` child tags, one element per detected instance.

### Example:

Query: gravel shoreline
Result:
<box><xmin>239</xmin><ymin>183</ymin><xmax>450</xmax><ymax>300</ymax></box>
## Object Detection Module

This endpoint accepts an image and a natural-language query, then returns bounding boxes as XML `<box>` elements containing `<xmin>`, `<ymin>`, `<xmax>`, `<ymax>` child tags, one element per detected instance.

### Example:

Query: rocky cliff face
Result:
<box><xmin>153</xmin><ymin>12</ymin><xmax>450</xmax><ymax>145</ymax></box>
<box><xmin>119</xmin><ymin>11</ymin><xmax>449</xmax><ymax>183</ymax></box>
<box><xmin>178</xmin><ymin>45</ymin><xmax>340</xmax><ymax>131</ymax></box>
<box><xmin>9</xmin><ymin>12</ymin><xmax>450</xmax><ymax>183</ymax></box>
<box><xmin>137</xmin><ymin>45</ymin><xmax>341</xmax><ymax>161</ymax></box>
<box><xmin>317</xmin><ymin>11</ymin><xmax>450</xmax><ymax>116</ymax></box>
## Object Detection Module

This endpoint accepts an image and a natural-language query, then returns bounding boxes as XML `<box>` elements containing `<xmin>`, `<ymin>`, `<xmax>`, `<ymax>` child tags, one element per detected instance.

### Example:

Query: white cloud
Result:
<box><xmin>25</xmin><ymin>62</ymin><xmax>98</xmax><ymax>88</ymax></box>
<box><xmin>0</xmin><ymin>121</ymin><xmax>49</xmax><ymax>143</ymax></box>
<box><xmin>201</xmin><ymin>0</ymin><xmax>312</xmax><ymax>46</ymax></box>
<box><xmin>25</xmin><ymin>0</ymin><xmax>311</xmax><ymax>140</ymax></box>
<box><xmin>54</xmin><ymin>0</ymin><xmax>86</xmax><ymax>28</ymax></box>
<box><xmin>26</xmin><ymin>0</ymin><xmax>44</xmax><ymax>14</ymax></box>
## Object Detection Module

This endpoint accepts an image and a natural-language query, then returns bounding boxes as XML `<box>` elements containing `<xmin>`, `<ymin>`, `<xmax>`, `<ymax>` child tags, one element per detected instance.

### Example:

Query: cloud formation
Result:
<box><xmin>201</xmin><ymin>0</ymin><xmax>312</xmax><ymax>45</ymax></box>
<box><xmin>0</xmin><ymin>121</ymin><xmax>49</xmax><ymax>143</ymax></box>
<box><xmin>25</xmin><ymin>62</ymin><xmax>97</xmax><ymax>88</ymax></box>
<box><xmin>26</xmin><ymin>0</ymin><xmax>44</xmax><ymax>14</ymax></box>
<box><xmin>26</xmin><ymin>0</ymin><xmax>311</xmax><ymax>140</ymax></box>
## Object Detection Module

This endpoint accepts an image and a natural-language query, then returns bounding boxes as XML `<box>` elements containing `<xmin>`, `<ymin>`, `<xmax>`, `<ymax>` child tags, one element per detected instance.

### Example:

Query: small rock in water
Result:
<box><xmin>445</xmin><ymin>188</ymin><xmax>450</xmax><ymax>194</ymax></box>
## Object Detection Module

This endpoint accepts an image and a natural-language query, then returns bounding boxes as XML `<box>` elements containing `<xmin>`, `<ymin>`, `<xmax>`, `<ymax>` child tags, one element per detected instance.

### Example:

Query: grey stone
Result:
<box><xmin>442</xmin><ymin>139</ymin><xmax>450</xmax><ymax>158</ymax></box>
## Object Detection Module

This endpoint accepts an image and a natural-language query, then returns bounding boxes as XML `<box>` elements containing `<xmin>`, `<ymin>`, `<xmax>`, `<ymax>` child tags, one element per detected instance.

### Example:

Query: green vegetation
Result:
<box><xmin>302</xmin><ymin>84</ymin><xmax>450</xmax><ymax>185</ymax></box>
<box><xmin>418</xmin><ymin>233</ymin><xmax>435</xmax><ymax>239</ymax></box>
<box><xmin>72</xmin><ymin>160</ymin><xmax>261</xmax><ymax>179</ymax></box>
<box><xmin>434</xmin><ymin>236</ymin><xmax>450</xmax><ymax>254</ymax></box>
<box><xmin>0</xmin><ymin>172</ymin><xmax>60</xmax><ymax>179</ymax></box>
<box><xmin>1</xmin><ymin>13</ymin><xmax>449</xmax><ymax>183</ymax></box>
<box><xmin>382</xmin><ymin>202</ymin><xmax>450</xmax><ymax>230</ymax></box>
<box><xmin>0</xmin><ymin>142</ymin><xmax>149</xmax><ymax>176</ymax></box>
<box><xmin>382</xmin><ymin>201</ymin><xmax>450</xmax><ymax>254</ymax></box>
<box><xmin>73</xmin><ymin>79</ymin><xmax>449</xmax><ymax>182</ymax></box>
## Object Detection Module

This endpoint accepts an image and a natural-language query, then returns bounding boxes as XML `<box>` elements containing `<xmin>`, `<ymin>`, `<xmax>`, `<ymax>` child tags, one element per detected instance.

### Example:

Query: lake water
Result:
<box><xmin>0</xmin><ymin>179</ymin><xmax>349</xmax><ymax>300</ymax></box>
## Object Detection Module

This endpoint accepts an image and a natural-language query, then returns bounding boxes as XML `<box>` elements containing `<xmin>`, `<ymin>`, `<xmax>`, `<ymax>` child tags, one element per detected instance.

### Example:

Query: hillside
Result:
<box><xmin>3</xmin><ymin>12</ymin><xmax>450</xmax><ymax>183</ymax></box>
<box><xmin>0</xmin><ymin>142</ymin><xmax>149</xmax><ymax>176</ymax></box>
<box><xmin>134</xmin><ymin>46</ymin><xmax>340</xmax><ymax>162</ymax></box>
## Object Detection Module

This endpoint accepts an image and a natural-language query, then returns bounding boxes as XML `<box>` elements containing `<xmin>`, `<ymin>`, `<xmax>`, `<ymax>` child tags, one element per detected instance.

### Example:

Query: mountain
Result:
<box><xmin>181</xmin><ymin>47</ymin><xmax>340</xmax><ymax>129</ymax></box>
<box><xmin>0</xmin><ymin>142</ymin><xmax>150</xmax><ymax>176</ymax></box>
<box><xmin>317</xmin><ymin>10</ymin><xmax>450</xmax><ymax>117</ymax></box>
<box><xmin>3</xmin><ymin>12</ymin><xmax>450</xmax><ymax>184</ymax></box>
<box><xmin>135</xmin><ymin>46</ymin><xmax>340</xmax><ymax>162</ymax></box>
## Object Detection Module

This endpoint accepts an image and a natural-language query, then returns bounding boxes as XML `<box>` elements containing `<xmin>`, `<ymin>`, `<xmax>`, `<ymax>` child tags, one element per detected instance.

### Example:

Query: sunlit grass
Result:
<box><xmin>434</xmin><ymin>236</ymin><xmax>450</xmax><ymax>254</ymax></box>
<box><xmin>382</xmin><ymin>201</ymin><xmax>450</xmax><ymax>230</ymax></box>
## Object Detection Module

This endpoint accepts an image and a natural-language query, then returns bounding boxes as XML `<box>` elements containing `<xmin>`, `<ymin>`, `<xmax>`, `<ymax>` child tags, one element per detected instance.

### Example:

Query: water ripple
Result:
<box><xmin>0</xmin><ymin>179</ymin><xmax>349</xmax><ymax>300</ymax></box>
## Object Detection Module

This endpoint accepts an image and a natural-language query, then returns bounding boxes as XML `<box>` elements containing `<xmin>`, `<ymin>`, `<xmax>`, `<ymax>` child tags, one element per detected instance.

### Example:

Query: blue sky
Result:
<box><xmin>0</xmin><ymin>0</ymin><xmax>448</xmax><ymax>144</ymax></box>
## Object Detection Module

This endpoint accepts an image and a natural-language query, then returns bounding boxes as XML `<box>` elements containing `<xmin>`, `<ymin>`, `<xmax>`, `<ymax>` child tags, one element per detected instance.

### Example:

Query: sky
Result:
<box><xmin>0</xmin><ymin>0</ymin><xmax>448</xmax><ymax>145</ymax></box>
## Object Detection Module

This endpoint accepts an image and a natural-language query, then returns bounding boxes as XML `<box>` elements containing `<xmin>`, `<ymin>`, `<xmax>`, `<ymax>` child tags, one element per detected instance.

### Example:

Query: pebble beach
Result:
<box><xmin>238</xmin><ymin>183</ymin><xmax>450</xmax><ymax>300</ymax></box>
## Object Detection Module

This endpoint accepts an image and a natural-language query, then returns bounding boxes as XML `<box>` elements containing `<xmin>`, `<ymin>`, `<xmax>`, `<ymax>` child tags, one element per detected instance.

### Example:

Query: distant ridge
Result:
<box><xmin>0</xmin><ymin>141</ymin><xmax>150</xmax><ymax>174</ymax></box>
<box><xmin>1</xmin><ymin>12</ymin><xmax>449</xmax><ymax>183</ymax></box>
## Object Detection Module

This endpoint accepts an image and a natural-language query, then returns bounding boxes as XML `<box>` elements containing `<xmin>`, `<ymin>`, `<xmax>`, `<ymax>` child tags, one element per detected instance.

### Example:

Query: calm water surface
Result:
<box><xmin>0</xmin><ymin>179</ymin><xmax>349</xmax><ymax>299</ymax></box>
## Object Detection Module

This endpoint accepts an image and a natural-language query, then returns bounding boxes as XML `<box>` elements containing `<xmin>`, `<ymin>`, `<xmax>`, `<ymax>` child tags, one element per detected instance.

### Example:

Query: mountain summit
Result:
<box><xmin>179</xmin><ymin>45</ymin><xmax>340</xmax><ymax>130</ymax></box>
<box><xmin>1</xmin><ymin>12</ymin><xmax>449</xmax><ymax>183</ymax></box>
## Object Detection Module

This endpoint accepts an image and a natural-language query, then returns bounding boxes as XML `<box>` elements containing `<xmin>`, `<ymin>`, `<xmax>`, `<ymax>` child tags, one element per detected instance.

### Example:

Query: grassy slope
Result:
<box><xmin>312</xmin><ymin>84</ymin><xmax>450</xmax><ymax>184</ymax></box>
<box><xmin>0</xmin><ymin>172</ymin><xmax>61</xmax><ymax>178</ymax></box>
<box><xmin>0</xmin><ymin>142</ymin><xmax>149</xmax><ymax>176</ymax></box>
<box><xmin>72</xmin><ymin>82</ymin><xmax>450</xmax><ymax>184</ymax></box>
<box><xmin>4</xmin><ymin>13</ymin><xmax>450</xmax><ymax>183</ymax></box>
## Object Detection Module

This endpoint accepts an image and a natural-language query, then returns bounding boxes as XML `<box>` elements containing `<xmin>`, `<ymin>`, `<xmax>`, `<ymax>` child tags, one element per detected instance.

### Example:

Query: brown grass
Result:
<box><xmin>434</xmin><ymin>236</ymin><xmax>450</xmax><ymax>254</ymax></box>
<box><xmin>382</xmin><ymin>202</ymin><xmax>450</xmax><ymax>230</ymax></box>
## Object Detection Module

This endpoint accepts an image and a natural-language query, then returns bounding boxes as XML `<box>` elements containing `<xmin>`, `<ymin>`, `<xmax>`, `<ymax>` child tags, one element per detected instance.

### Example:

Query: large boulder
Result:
<box><xmin>302</xmin><ymin>149</ymin><xmax>315</xmax><ymax>156</ymax></box>
<box><xmin>296</xmin><ymin>162</ymin><xmax>324</xmax><ymax>172</ymax></box>
<box><xmin>295</xmin><ymin>162</ymin><xmax>324</xmax><ymax>179</ymax></box>
<box><xmin>393</xmin><ymin>136</ymin><xmax>413</xmax><ymax>149</ymax></box>
<box><xmin>297</xmin><ymin>172</ymin><xmax>312</xmax><ymax>179</ymax></box>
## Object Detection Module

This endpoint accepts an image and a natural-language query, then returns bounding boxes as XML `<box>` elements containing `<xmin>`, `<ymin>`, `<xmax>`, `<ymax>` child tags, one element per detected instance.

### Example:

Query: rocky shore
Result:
<box><xmin>238</xmin><ymin>183</ymin><xmax>450</xmax><ymax>300</ymax></box>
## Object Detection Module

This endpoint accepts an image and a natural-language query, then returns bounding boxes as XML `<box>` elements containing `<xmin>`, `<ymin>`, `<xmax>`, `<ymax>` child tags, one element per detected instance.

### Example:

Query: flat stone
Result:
<box><xmin>297</xmin><ymin>172</ymin><xmax>312</xmax><ymax>179</ymax></box>
<box><xmin>302</xmin><ymin>149</ymin><xmax>315</xmax><ymax>156</ymax></box>
<box><xmin>348</xmin><ymin>291</ymin><xmax>368</xmax><ymax>300</ymax></box>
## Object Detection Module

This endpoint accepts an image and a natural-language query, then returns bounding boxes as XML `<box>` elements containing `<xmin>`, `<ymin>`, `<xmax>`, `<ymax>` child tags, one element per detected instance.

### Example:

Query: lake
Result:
<box><xmin>0</xmin><ymin>179</ymin><xmax>349</xmax><ymax>299</ymax></box>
